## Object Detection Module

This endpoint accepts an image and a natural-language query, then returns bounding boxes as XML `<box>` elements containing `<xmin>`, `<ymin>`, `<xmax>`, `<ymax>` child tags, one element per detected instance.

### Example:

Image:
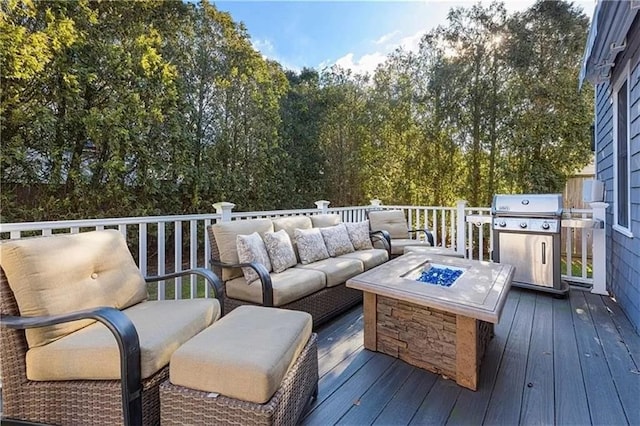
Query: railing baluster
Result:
<box><xmin>190</xmin><ymin>220</ymin><xmax>197</xmax><ymax>299</ymax></box>
<box><xmin>566</xmin><ymin>228</ymin><xmax>573</xmax><ymax>278</ymax></box>
<box><xmin>174</xmin><ymin>220</ymin><xmax>182</xmax><ymax>300</ymax></box>
<box><xmin>139</xmin><ymin>224</ymin><xmax>147</xmax><ymax>277</ymax></box>
<box><xmin>157</xmin><ymin>222</ymin><xmax>166</xmax><ymax>301</ymax></box>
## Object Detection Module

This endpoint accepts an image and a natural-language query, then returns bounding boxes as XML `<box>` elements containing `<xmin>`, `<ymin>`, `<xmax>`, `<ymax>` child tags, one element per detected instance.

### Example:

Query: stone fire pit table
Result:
<box><xmin>346</xmin><ymin>252</ymin><xmax>514</xmax><ymax>390</ymax></box>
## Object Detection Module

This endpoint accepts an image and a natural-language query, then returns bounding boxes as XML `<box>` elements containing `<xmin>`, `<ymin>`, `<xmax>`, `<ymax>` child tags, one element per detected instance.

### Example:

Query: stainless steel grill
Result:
<box><xmin>491</xmin><ymin>193</ymin><xmax>569</xmax><ymax>296</ymax></box>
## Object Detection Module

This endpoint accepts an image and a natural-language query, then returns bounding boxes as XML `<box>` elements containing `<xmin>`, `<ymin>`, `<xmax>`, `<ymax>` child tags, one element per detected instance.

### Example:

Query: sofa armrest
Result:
<box><xmin>209</xmin><ymin>259</ymin><xmax>274</xmax><ymax>307</ymax></box>
<box><xmin>369</xmin><ymin>230</ymin><xmax>391</xmax><ymax>257</ymax></box>
<box><xmin>146</xmin><ymin>268</ymin><xmax>225</xmax><ymax>314</ymax></box>
<box><xmin>0</xmin><ymin>307</ymin><xmax>142</xmax><ymax>426</ymax></box>
<box><xmin>408</xmin><ymin>228</ymin><xmax>435</xmax><ymax>246</ymax></box>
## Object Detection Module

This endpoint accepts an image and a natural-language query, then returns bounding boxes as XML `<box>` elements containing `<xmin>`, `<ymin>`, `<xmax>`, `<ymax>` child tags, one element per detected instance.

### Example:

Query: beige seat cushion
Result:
<box><xmin>210</xmin><ymin>219</ymin><xmax>274</xmax><ymax>281</ymax></box>
<box><xmin>368</xmin><ymin>210</ymin><xmax>410</xmax><ymax>239</ymax></box>
<box><xmin>225</xmin><ymin>268</ymin><xmax>325</xmax><ymax>306</ymax></box>
<box><xmin>339</xmin><ymin>249</ymin><xmax>389</xmax><ymax>270</ymax></box>
<box><xmin>390</xmin><ymin>239</ymin><xmax>433</xmax><ymax>256</ymax></box>
<box><xmin>26</xmin><ymin>298</ymin><xmax>220</xmax><ymax>381</ymax></box>
<box><xmin>296</xmin><ymin>257</ymin><xmax>364</xmax><ymax>287</ymax></box>
<box><xmin>310</xmin><ymin>214</ymin><xmax>341</xmax><ymax>228</ymax></box>
<box><xmin>0</xmin><ymin>230</ymin><xmax>148</xmax><ymax>348</ymax></box>
<box><xmin>170</xmin><ymin>306</ymin><xmax>313</xmax><ymax>404</ymax></box>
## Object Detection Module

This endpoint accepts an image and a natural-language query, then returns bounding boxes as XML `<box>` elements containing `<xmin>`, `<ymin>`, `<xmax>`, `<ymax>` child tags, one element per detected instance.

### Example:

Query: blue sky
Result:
<box><xmin>213</xmin><ymin>1</ymin><xmax>596</xmax><ymax>74</ymax></box>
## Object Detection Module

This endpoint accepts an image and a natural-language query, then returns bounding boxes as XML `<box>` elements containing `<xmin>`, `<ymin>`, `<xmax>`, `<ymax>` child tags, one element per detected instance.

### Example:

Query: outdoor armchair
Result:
<box><xmin>368</xmin><ymin>209</ymin><xmax>436</xmax><ymax>256</ymax></box>
<box><xmin>0</xmin><ymin>230</ymin><xmax>224</xmax><ymax>426</ymax></box>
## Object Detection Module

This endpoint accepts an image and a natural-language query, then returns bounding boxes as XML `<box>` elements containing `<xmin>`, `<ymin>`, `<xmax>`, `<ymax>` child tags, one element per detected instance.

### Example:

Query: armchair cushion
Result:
<box><xmin>345</xmin><ymin>220</ymin><xmax>374</xmax><ymax>250</ymax></box>
<box><xmin>26</xmin><ymin>298</ymin><xmax>220</xmax><ymax>381</ymax></box>
<box><xmin>368</xmin><ymin>210</ymin><xmax>410</xmax><ymax>239</ymax></box>
<box><xmin>236</xmin><ymin>232</ymin><xmax>272</xmax><ymax>283</ymax></box>
<box><xmin>294</xmin><ymin>228</ymin><xmax>330</xmax><ymax>264</ymax></box>
<box><xmin>225</xmin><ymin>268</ymin><xmax>325</xmax><ymax>306</ymax></box>
<box><xmin>320</xmin><ymin>224</ymin><xmax>355</xmax><ymax>256</ymax></box>
<box><xmin>0</xmin><ymin>230</ymin><xmax>148</xmax><ymax>348</ymax></box>
<box><xmin>339</xmin><ymin>249</ymin><xmax>389</xmax><ymax>270</ymax></box>
<box><xmin>263</xmin><ymin>230</ymin><xmax>297</xmax><ymax>273</ymax></box>
<box><xmin>211</xmin><ymin>219</ymin><xmax>274</xmax><ymax>281</ymax></box>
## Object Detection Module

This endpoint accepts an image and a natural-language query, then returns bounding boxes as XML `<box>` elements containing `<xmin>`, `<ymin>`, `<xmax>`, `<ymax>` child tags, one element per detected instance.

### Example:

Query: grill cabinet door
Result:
<box><xmin>498</xmin><ymin>232</ymin><xmax>554</xmax><ymax>288</ymax></box>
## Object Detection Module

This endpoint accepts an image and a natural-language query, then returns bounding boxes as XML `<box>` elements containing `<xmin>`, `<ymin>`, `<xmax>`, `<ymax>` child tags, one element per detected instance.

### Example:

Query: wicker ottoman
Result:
<box><xmin>160</xmin><ymin>306</ymin><xmax>318</xmax><ymax>425</ymax></box>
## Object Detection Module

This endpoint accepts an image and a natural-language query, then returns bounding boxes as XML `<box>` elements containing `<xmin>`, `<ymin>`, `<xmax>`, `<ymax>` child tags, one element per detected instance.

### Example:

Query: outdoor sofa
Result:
<box><xmin>207</xmin><ymin>214</ymin><xmax>390</xmax><ymax>326</ymax></box>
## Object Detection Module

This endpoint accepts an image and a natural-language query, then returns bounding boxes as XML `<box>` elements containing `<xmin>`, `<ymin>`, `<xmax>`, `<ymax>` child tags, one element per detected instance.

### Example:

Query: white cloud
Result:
<box><xmin>398</xmin><ymin>30</ymin><xmax>426</xmax><ymax>53</ymax></box>
<box><xmin>335</xmin><ymin>51</ymin><xmax>388</xmax><ymax>75</ymax></box>
<box><xmin>374</xmin><ymin>30</ymin><xmax>400</xmax><ymax>45</ymax></box>
<box><xmin>252</xmin><ymin>38</ymin><xmax>275</xmax><ymax>56</ymax></box>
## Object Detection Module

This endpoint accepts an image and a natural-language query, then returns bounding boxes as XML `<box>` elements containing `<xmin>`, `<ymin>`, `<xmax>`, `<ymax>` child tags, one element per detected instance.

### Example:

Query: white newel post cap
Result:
<box><xmin>370</xmin><ymin>199</ymin><xmax>382</xmax><ymax>207</ymax></box>
<box><xmin>213</xmin><ymin>202</ymin><xmax>236</xmax><ymax>222</ymax></box>
<box><xmin>314</xmin><ymin>200</ymin><xmax>330</xmax><ymax>212</ymax></box>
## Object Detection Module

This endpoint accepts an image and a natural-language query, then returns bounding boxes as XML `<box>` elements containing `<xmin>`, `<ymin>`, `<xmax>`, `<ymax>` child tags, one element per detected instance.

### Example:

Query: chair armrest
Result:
<box><xmin>0</xmin><ymin>307</ymin><xmax>142</xmax><ymax>426</ymax></box>
<box><xmin>209</xmin><ymin>259</ymin><xmax>274</xmax><ymax>307</ymax></box>
<box><xmin>369</xmin><ymin>230</ymin><xmax>391</xmax><ymax>257</ymax></box>
<box><xmin>408</xmin><ymin>229</ymin><xmax>435</xmax><ymax>246</ymax></box>
<box><xmin>146</xmin><ymin>268</ymin><xmax>226</xmax><ymax>313</ymax></box>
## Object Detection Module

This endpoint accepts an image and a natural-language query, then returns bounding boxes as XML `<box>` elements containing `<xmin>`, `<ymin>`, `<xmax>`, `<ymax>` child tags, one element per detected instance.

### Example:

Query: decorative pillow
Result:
<box><xmin>294</xmin><ymin>228</ymin><xmax>330</xmax><ymax>264</ymax></box>
<box><xmin>263</xmin><ymin>230</ymin><xmax>297</xmax><ymax>273</ymax></box>
<box><xmin>236</xmin><ymin>233</ymin><xmax>272</xmax><ymax>283</ymax></box>
<box><xmin>345</xmin><ymin>220</ymin><xmax>374</xmax><ymax>250</ymax></box>
<box><xmin>320</xmin><ymin>224</ymin><xmax>355</xmax><ymax>257</ymax></box>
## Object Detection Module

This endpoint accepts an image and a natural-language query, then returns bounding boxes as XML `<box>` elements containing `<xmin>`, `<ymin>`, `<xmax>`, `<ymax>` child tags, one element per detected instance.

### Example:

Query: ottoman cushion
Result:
<box><xmin>169</xmin><ymin>306</ymin><xmax>312</xmax><ymax>404</ymax></box>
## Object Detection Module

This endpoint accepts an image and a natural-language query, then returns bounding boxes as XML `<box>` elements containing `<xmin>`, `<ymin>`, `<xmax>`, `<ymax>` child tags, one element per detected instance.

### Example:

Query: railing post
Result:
<box><xmin>370</xmin><ymin>199</ymin><xmax>382</xmax><ymax>207</ymax></box>
<box><xmin>590</xmin><ymin>201</ymin><xmax>608</xmax><ymax>295</ymax></box>
<box><xmin>315</xmin><ymin>200</ymin><xmax>330</xmax><ymax>214</ymax></box>
<box><xmin>456</xmin><ymin>200</ymin><xmax>468</xmax><ymax>258</ymax></box>
<box><xmin>212</xmin><ymin>202</ymin><xmax>235</xmax><ymax>222</ymax></box>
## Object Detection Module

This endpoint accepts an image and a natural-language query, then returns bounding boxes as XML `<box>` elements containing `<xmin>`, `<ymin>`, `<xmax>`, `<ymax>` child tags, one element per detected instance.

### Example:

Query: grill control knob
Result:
<box><xmin>542</xmin><ymin>222</ymin><xmax>550</xmax><ymax>230</ymax></box>
<box><xmin>499</xmin><ymin>221</ymin><xmax>506</xmax><ymax>227</ymax></box>
<box><xmin>520</xmin><ymin>222</ymin><xmax>527</xmax><ymax>229</ymax></box>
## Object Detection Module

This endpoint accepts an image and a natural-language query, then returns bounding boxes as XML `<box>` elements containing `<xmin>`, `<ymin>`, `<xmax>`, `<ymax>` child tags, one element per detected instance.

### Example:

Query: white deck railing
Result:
<box><xmin>0</xmin><ymin>200</ymin><xmax>604</xmax><ymax>298</ymax></box>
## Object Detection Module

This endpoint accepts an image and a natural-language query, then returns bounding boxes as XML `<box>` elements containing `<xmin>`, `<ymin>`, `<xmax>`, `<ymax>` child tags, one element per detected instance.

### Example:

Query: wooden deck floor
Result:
<box><xmin>303</xmin><ymin>287</ymin><xmax>640</xmax><ymax>425</ymax></box>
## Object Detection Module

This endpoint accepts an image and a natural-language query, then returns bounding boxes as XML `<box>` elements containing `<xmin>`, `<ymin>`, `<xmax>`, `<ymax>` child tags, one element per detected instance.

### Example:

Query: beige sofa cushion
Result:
<box><xmin>0</xmin><ymin>230</ymin><xmax>148</xmax><ymax>348</ymax></box>
<box><xmin>26</xmin><ymin>298</ymin><xmax>220</xmax><ymax>380</ymax></box>
<box><xmin>272</xmin><ymin>216</ymin><xmax>312</xmax><ymax>261</ymax></box>
<box><xmin>236</xmin><ymin>232</ymin><xmax>272</xmax><ymax>283</ymax></box>
<box><xmin>211</xmin><ymin>219</ymin><xmax>274</xmax><ymax>281</ymax></box>
<box><xmin>339</xmin><ymin>249</ymin><xmax>389</xmax><ymax>270</ymax></box>
<box><xmin>225</xmin><ymin>268</ymin><xmax>325</xmax><ymax>306</ymax></box>
<box><xmin>310</xmin><ymin>214</ymin><xmax>341</xmax><ymax>228</ymax></box>
<box><xmin>368</xmin><ymin>210</ymin><xmax>410</xmax><ymax>239</ymax></box>
<box><xmin>170</xmin><ymin>306</ymin><xmax>312</xmax><ymax>404</ymax></box>
<box><xmin>296</xmin><ymin>257</ymin><xmax>364</xmax><ymax>287</ymax></box>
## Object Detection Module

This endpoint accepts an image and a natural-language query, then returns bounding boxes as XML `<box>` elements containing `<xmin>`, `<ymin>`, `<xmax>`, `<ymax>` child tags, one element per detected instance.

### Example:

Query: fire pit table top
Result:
<box><xmin>347</xmin><ymin>253</ymin><xmax>514</xmax><ymax>323</ymax></box>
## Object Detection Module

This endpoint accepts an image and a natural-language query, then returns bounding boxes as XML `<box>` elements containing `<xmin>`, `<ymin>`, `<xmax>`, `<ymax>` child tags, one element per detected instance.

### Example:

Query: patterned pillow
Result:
<box><xmin>320</xmin><ymin>224</ymin><xmax>355</xmax><ymax>256</ymax></box>
<box><xmin>345</xmin><ymin>220</ymin><xmax>373</xmax><ymax>250</ymax></box>
<box><xmin>294</xmin><ymin>228</ymin><xmax>330</xmax><ymax>264</ymax></box>
<box><xmin>263</xmin><ymin>230</ymin><xmax>297</xmax><ymax>273</ymax></box>
<box><xmin>236</xmin><ymin>232</ymin><xmax>272</xmax><ymax>283</ymax></box>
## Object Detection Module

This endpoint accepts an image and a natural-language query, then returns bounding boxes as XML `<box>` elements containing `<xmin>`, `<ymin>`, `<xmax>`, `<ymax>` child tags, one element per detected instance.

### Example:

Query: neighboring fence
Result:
<box><xmin>0</xmin><ymin>199</ymin><xmax>601</xmax><ymax>299</ymax></box>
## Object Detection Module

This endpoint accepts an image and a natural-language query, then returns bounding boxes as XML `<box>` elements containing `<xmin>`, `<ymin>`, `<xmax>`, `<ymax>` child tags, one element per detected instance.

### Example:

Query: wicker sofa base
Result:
<box><xmin>160</xmin><ymin>333</ymin><xmax>319</xmax><ymax>426</ymax></box>
<box><xmin>224</xmin><ymin>284</ymin><xmax>362</xmax><ymax>327</ymax></box>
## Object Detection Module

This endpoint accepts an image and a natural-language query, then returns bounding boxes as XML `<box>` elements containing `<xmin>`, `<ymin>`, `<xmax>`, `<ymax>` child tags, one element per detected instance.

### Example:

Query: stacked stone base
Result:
<box><xmin>373</xmin><ymin>295</ymin><xmax>494</xmax><ymax>390</ymax></box>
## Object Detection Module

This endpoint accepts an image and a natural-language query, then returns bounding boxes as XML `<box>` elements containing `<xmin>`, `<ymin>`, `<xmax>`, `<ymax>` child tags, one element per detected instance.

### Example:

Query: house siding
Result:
<box><xmin>596</xmin><ymin>19</ymin><xmax>640</xmax><ymax>332</ymax></box>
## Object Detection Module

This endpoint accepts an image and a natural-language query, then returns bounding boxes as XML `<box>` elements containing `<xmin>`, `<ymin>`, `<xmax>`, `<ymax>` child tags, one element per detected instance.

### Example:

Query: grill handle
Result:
<box><xmin>542</xmin><ymin>242</ymin><xmax>546</xmax><ymax>265</ymax></box>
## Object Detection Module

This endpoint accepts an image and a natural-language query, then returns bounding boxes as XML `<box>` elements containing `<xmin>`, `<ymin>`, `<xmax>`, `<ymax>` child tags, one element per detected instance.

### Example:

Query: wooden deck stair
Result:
<box><xmin>303</xmin><ymin>287</ymin><xmax>640</xmax><ymax>425</ymax></box>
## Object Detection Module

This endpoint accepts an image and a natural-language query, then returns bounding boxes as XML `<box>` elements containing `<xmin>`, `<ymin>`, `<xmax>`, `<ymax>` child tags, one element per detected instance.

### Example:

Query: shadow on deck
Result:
<box><xmin>303</xmin><ymin>287</ymin><xmax>640</xmax><ymax>425</ymax></box>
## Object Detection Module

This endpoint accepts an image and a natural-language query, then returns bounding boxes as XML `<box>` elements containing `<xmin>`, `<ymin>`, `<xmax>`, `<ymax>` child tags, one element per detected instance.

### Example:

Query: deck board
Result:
<box><xmin>552</xmin><ymin>291</ymin><xmax>592</xmax><ymax>425</ymax></box>
<box><xmin>570</xmin><ymin>290</ymin><xmax>629</xmax><ymax>425</ymax></box>
<box><xmin>306</xmin><ymin>287</ymin><xmax>640</xmax><ymax>425</ymax></box>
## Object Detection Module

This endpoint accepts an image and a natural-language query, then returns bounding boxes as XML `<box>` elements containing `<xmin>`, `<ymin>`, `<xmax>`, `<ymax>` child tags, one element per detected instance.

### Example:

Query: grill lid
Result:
<box><xmin>491</xmin><ymin>193</ymin><xmax>563</xmax><ymax>217</ymax></box>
